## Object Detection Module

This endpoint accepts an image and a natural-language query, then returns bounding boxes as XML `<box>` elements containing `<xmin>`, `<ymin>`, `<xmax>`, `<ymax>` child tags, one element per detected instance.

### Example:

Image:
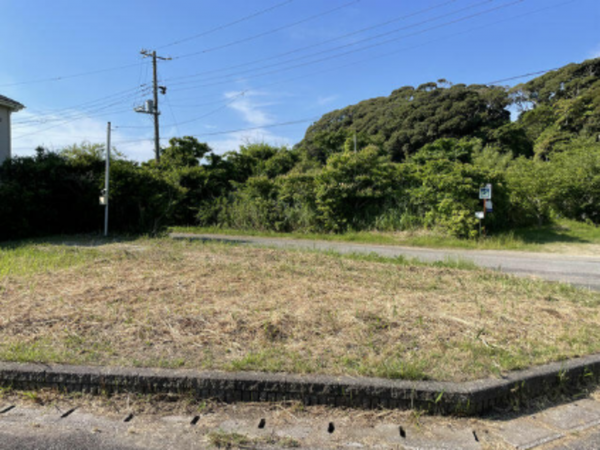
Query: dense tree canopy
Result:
<box><xmin>298</xmin><ymin>82</ymin><xmax>512</xmax><ymax>162</ymax></box>
<box><xmin>512</xmin><ymin>58</ymin><xmax>600</xmax><ymax>158</ymax></box>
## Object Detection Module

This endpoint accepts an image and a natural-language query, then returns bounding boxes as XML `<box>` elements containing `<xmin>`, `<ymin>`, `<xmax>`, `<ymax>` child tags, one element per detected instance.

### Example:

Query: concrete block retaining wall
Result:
<box><xmin>0</xmin><ymin>354</ymin><xmax>599</xmax><ymax>416</ymax></box>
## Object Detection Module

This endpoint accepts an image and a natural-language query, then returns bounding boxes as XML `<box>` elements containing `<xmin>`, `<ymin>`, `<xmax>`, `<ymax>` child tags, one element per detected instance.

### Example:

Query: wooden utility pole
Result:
<box><xmin>139</xmin><ymin>49</ymin><xmax>171</xmax><ymax>162</ymax></box>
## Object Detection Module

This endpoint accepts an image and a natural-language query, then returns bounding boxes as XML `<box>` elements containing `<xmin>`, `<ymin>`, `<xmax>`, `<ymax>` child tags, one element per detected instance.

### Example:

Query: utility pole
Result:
<box><xmin>151</xmin><ymin>50</ymin><xmax>160</xmax><ymax>162</ymax></box>
<box><xmin>104</xmin><ymin>122</ymin><xmax>111</xmax><ymax>237</ymax></box>
<box><xmin>138</xmin><ymin>49</ymin><xmax>171</xmax><ymax>162</ymax></box>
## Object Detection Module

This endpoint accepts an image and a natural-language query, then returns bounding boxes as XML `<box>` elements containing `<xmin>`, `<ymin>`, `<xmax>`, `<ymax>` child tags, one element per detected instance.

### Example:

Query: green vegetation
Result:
<box><xmin>0</xmin><ymin>242</ymin><xmax>98</xmax><ymax>277</ymax></box>
<box><xmin>1</xmin><ymin>58</ymin><xmax>599</xmax><ymax>242</ymax></box>
<box><xmin>208</xmin><ymin>430</ymin><xmax>300</xmax><ymax>449</ymax></box>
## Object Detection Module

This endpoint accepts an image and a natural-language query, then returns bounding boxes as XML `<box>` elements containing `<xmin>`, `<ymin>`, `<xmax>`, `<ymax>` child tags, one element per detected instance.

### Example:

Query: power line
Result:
<box><xmin>132</xmin><ymin>60</ymin><xmax>152</xmax><ymax>109</ymax></box>
<box><xmin>117</xmin><ymin>91</ymin><xmax>248</xmax><ymax>129</ymax></box>
<box><xmin>13</xmin><ymin>0</ymin><xmax>580</xmax><ymax>151</ymax></box>
<box><xmin>0</xmin><ymin>2</ymin><xmax>297</xmax><ymax>87</ymax></box>
<box><xmin>190</xmin><ymin>117</ymin><xmax>318</xmax><ymax>137</ymax></box>
<box><xmin>12</xmin><ymin>107</ymin><xmax>136</xmax><ymax>129</ymax></box>
<box><xmin>114</xmin><ymin>0</ymin><xmax>573</xmax><ymax>134</ymax></box>
<box><xmin>486</xmin><ymin>68</ymin><xmax>560</xmax><ymax>85</ymax></box>
<box><xmin>12</xmin><ymin>85</ymin><xmax>149</xmax><ymax>125</ymax></box>
<box><xmin>12</xmin><ymin>89</ymin><xmax>148</xmax><ymax>139</ymax></box>
<box><xmin>0</xmin><ymin>62</ymin><xmax>144</xmax><ymax>88</ymax></box>
<box><xmin>164</xmin><ymin>0</ymin><xmax>460</xmax><ymax>84</ymax></box>
<box><xmin>167</xmin><ymin>0</ymin><xmax>499</xmax><ymax>89</ymax></box>
<box><xmin>173</xmin><ymin>0</ymin><xmax>362</xmax><ymax>60</ymax></box>
<box><xmin>158</xmin><ymin>0</ymin><xmax>295</xmax><ymax>49</ymax></box>
<box><xmin>12</xmin><ymin>92</ymin><xmax>148</xmax><ymax>132</ymax></box>
<box><xmin>12</xmin><ymin>96</ymin><xmax>140</xmax><ymax>128</ymax></box>
<box><xmin>12</xmin><ymin>93</ymin><xmax>145</xmax><ymax>127</ymax></box>
<box><xmin>168</xmin><ymin>0</ymin><xmax>527</xmax><ymax>93</ymax></box>
<box><xmin>16</xmin><ymin>62</ymin><xmax>570</xmax><ymax>152</ymax></box>
<box><xmin>113</xmin><ymin>117</ymin><xmax>318</xmax><ymax>146</ymax></box>
<box><xmin>163</xmin><ymin>0</ymin><xmax>579</xmax><ymax>109</ymax></box>
<box><xmin>161</xmin><ymin>67</ymin><xmax>182</xmax><ymax>136</ymax></box>
<box><xmin>168</xmin><ymin>98</ymin><xmax>239</xmax><ymax>108</ymax></box>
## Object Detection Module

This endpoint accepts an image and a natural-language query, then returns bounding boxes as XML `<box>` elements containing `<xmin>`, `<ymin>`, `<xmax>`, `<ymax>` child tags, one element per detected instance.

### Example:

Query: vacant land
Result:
<box><xmin>172</xmin><ymin>219</ymin><xmax>600</xmax><ymax>256</ymax></box>
<box><xmin>1</xmin><ymin>237</ymin><xmax>599</xmax><ymax>382</ymax></box>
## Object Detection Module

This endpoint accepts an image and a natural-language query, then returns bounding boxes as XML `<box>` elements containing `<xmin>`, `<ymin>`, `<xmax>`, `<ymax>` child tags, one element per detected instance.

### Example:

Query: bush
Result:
<box><xmin>0</xmin><ymin>150</ymin><xmax>101</xmax><ymax>240</ymax></box>
<box><xmin>314</xmin><ymin>145</ymin><xmax>403</xmax><ymax>232</ymax></box>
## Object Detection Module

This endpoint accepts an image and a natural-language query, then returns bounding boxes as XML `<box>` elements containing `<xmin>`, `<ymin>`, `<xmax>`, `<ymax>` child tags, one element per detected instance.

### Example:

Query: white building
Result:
<box><xmin>0</xmin><ymin>95</ymin><xmax>25</xmax><ymax>165</ymax></box>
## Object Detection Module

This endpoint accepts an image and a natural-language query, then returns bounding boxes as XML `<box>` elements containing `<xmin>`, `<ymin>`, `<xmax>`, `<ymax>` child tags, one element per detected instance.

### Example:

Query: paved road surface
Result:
<box><xmin>172</xmin><ymin>233</ymin><xmax>600</xmax><ymax>291</ymax></box>
<box><xmin>2</xmin><ymin>396</ymin><xmax>600</xmax><ymax>449</ymax></box>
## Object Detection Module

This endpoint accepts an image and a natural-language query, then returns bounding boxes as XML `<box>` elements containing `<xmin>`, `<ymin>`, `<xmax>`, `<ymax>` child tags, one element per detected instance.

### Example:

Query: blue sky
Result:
<box><xmin>2</xmin><ymin>0</ymin><xmax>598</xmax><ymax>161</ymax></box>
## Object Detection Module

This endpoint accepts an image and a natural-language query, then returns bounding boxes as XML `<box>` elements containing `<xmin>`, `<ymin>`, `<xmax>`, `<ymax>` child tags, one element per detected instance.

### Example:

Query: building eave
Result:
<box><xmin>0</xmin><ymin>95</ymin><xmax>25</xmax><ymax>112</ymax></box>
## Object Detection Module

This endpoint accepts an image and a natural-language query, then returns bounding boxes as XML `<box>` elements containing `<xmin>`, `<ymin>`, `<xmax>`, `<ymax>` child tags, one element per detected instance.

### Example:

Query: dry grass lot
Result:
<box><xmin>1</xmin><ymin>237</ymin><xmax>600</xmax><ymax>382</ymax></box>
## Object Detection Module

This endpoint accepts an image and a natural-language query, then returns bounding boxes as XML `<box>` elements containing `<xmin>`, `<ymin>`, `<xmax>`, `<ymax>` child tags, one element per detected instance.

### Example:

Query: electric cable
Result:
<box><xmin>169</xmin><ymin>0</ymin><xmax>527</xmax><ymax>92</ymax></box>
<box><xmin>173</xmin><ymin>0</ymin><xmax>362</xmax><ymax>59</ymax></box>
<box><xmin>158</xmin><ymin>0</ymin><xmax>295</xmax><ymax>49</ymax></box>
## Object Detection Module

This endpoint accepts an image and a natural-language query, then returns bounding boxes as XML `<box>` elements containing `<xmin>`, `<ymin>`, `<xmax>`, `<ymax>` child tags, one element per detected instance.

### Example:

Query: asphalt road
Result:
<box><xmin>172</xmin><ymin>233</ymin><xmax>600</xmax><ymax>291</ymax></box>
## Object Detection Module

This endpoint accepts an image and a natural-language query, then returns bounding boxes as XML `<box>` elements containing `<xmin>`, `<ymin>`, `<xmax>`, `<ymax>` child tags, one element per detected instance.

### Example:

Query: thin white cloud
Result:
<box><xmin>202</xmin><ymin>89</ymin><xmax>292</xmax><ymax>154</ymax></box>
<box><xmin>10</xmin><ymin>110</ymin><xmax>154</xmax><ymax>162</ymax></box>
<box><xmin>591</xmin><ymin>43</ymin><xmax>600</xmax><ymax>59</ymax></box>
<box><xmin>316</xmin><ymin>95</ymin><xmax>338</xmax><ymax>106</ymax></box>
<box><xmin>224</xmin><ymin>90</ymin><xmax>275</xmax><ymax>127</ymax></box>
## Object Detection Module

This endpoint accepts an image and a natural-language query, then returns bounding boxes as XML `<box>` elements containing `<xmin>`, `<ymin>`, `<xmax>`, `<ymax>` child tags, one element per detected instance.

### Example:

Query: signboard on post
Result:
<box><xmin>479</xmin><ymin>184</ymin><xmax>492</xmax><ymax>200</ymax></box>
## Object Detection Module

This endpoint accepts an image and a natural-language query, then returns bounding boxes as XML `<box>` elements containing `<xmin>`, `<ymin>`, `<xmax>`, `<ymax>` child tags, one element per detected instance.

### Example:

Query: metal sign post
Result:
<box><xmin>475</xmin><ymin>211</ymin><xmax>484</xmax><ymax>237</ymax></box>
<box><xmin>477</xmin><ymin>184</ymin><xmax>492</xmax><ymax>238</ymax></box>
<box><xmin>104</xmin><ymin>122</ymin><xmax>111</xmax><ymax>237</ymax></box>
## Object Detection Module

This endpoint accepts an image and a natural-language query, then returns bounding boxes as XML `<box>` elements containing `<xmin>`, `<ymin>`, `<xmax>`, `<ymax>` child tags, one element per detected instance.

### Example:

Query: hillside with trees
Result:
<box><xmin>1</xmin><ymin>58</ymin><xmax>599</xmax><ymax>241</ymax></box>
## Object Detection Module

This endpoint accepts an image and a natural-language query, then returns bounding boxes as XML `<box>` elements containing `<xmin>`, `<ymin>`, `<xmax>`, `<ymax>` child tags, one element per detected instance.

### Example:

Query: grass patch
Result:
<box><xmin>0</xmin><ymin>243</ymin><xmax>98</xmax><ymax>277</ymax></box>
<box><xmin>172</xmin><ymin>219</ymin><xmax>600</xmax><ymax>254</ymax></box>
<box><xmin>330</xmin><ymin>251</ymin><xmax>478</xmax><ymax>271</ymax></box>
<box><xmin>1</xmin><ymin>237</ymin><xmax>600</xmax><ymax>382</ymax></box>
<box><xmin>208</xmin><ymin>430</ymin><xmax>300</xmax><ymax>448</ymax></box>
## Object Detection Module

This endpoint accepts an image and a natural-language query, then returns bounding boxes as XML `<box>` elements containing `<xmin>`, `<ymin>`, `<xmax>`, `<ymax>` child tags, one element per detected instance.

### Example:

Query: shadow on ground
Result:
<box><xmin>512</xmin><ymin>225</ymin><xmax>591</xmax><ymax>245</ymax></box>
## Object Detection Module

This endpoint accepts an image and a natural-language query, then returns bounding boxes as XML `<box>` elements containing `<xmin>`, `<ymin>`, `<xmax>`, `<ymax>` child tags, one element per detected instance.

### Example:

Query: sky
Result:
<box><xmin>1</xmin><ymin>0</ymin><xmax>599</xmax><ymax>161</ymax></box>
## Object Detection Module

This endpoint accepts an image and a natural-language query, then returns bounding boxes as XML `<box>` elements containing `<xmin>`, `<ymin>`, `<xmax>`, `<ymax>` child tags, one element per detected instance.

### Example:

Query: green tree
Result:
<box><xmin>160</xmin><ymin>136</ymin><xmax>211</xmax><ymax>168</ymax></box>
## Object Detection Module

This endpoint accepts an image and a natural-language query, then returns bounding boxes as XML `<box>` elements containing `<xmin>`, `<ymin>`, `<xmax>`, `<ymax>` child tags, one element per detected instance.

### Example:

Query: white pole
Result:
<box><xmin>104</xmin><ymin>122</ymin><xmax>111</xmax><ymax>237</ymax></box>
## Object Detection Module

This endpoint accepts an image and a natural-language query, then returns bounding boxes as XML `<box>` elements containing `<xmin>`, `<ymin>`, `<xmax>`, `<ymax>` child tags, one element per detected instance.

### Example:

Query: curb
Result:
<box><xmin>1</xmin><ymin>355</ymin><xmax>599</xmax><ymax>416</ymax></box>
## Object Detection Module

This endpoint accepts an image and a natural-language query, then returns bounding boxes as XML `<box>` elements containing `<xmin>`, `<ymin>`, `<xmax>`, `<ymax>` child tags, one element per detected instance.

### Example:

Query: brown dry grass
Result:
<box><xmin>1</xmin><ymin>238</ymin><xmax>600</xmax><ymax>382</ymax></box>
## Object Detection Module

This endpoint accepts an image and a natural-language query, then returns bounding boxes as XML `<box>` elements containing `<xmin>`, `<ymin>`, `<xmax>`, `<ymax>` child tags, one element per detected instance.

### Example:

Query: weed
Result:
<box><xmin>208</xmin><ymin>430</ymin><xmax>300</xmax><ymax>449</ymax></box>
